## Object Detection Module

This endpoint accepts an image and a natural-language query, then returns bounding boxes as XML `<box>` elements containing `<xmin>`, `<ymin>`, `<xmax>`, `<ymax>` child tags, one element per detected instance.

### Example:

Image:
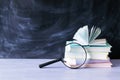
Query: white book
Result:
<box><xmin>88</xmin><ymin>52</ymin><xmax>109</xmax><ymax>60</ymax></box>
<box><xmin>66</xmin><ymin>41</ymin><xmax>111</xmax><ymax>52</ymax></box>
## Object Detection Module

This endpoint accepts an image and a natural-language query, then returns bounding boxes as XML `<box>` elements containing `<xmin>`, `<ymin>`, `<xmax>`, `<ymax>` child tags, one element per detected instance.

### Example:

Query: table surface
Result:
<box><xmin>0</xmin><ymin>59</ymin><xmax>120</xmax><ymax>80</ymax></box>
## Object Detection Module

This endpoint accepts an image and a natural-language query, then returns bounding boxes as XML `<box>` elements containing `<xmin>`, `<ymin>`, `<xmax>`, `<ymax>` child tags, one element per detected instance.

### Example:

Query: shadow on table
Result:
<box><xmin>111</xmin><ymin>60</ymin><xmax>120</xmax><ymax>67</ymax></box>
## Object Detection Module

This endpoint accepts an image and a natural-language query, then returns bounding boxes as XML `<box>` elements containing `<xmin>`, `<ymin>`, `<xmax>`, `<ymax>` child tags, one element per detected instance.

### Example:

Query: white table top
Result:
<box><xmin>0</xmin><ymin>59</ymin><xmax>120</xmax><ymax>80</ymax></box>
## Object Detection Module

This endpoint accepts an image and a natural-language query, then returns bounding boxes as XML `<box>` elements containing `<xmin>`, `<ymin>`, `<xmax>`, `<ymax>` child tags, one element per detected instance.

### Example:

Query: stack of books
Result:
<box><xmin>84</xmin><ymin>40</ymin><xmax>112</xmax><ymax>68</ymax></box>
<box><xmin>64</xmin><ymin>25</ymin><xmax>112</xmax><ymax>68</ymax></box>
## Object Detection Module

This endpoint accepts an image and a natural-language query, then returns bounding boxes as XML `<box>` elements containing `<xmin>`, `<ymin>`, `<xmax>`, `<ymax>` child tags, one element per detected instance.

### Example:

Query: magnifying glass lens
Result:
<box><xmin>63</xmin><ymin>42</ymin><xmax>87</xmax><ymax>69</ymax></box>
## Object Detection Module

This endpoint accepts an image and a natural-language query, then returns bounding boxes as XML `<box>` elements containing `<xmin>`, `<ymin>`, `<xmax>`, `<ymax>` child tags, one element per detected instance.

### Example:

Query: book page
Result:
<box><xmin>89</xmin><ymin>26</ymin><xmax>95</xmax><ymax>42</ymax></box>
<box><xmin>89</xmin><ymin>27</ymin><xmax>101</xmax><ymax>44</ymax></box>
<box><xmin>73</xmin><ymin>25</ymin><xmax>89</xmax><ymax>45</ymax></box>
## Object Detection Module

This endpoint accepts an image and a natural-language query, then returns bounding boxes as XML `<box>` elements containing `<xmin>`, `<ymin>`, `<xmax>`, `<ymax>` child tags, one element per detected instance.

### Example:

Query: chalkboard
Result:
<box><xmin>0</xmin><ymin>0</ymin><xmax>120</xmax><ymax>58</ymax></box>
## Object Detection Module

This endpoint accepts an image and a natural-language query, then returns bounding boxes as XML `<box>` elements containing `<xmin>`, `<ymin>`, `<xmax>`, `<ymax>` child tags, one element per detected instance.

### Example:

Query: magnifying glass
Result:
<box><xmin>39</xmin><ymin>42</ymin><xmax>88</xmax><ymax>69</ymax></box>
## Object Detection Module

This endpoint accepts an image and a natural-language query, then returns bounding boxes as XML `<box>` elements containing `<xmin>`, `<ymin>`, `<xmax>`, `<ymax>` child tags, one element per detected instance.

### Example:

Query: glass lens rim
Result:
<box><xmin>63</xmin><ymin>42</ymin><xmax>88</xmax><ymax>69</ymax></box>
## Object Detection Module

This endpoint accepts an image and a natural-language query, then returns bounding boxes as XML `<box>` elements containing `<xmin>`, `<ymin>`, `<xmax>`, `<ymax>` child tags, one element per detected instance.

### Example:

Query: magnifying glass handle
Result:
<box><xmin>39</xmin><ymin>58</ymin><xmax>62</xmax><ymax>68</ymax></box>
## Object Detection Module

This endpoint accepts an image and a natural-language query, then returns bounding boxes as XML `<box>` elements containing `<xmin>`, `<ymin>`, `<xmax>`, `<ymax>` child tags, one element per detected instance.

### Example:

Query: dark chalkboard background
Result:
<box><xmin>0</xmin><ymin>0</ymin><xmax>120</xmax><ymax>58</ymax></box>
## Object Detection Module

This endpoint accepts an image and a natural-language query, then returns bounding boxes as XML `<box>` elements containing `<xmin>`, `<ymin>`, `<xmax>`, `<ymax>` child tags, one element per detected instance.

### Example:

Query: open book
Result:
<box><xmin>73</xmin><ymin>25</ymin><xmax>106</xmax><ymax>45</ymax></box>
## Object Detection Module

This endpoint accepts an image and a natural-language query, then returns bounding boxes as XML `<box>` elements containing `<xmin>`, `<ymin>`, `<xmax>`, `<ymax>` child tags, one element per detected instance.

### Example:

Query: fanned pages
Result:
<box><xmin>89</xmin><ymin>27</ymin><xmax>101</xmax><ymax>43</ymax></box>
<box><xmin>73</xmin><ymin>25</ymin><xmax>102</xmax><ymax>45</ymax></box>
